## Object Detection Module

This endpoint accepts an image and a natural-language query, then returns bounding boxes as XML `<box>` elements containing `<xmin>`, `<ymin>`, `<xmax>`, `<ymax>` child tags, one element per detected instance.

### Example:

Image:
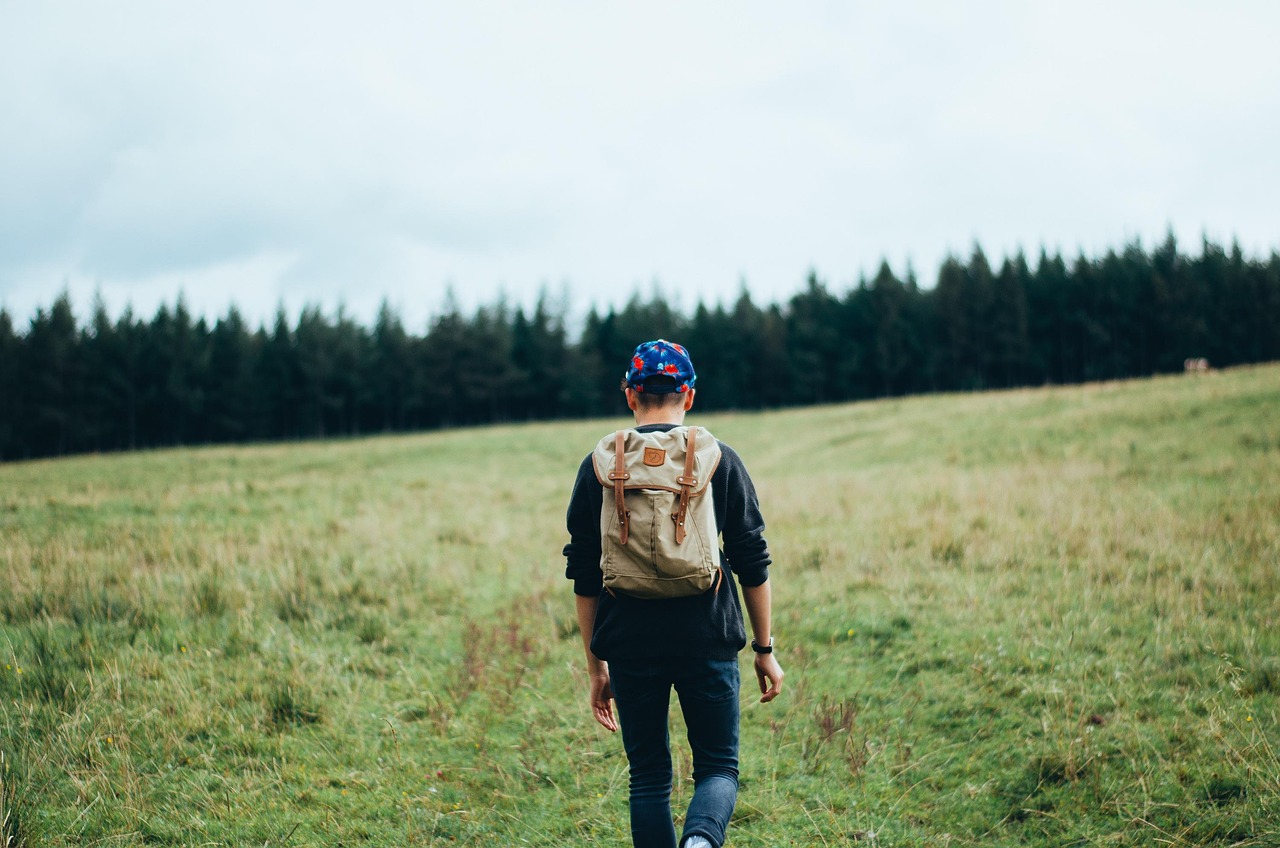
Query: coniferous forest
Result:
<box><xmin>2</xmin><ymin>234</ymin><xmax>1278</xmax><ymax>461</ymax></box>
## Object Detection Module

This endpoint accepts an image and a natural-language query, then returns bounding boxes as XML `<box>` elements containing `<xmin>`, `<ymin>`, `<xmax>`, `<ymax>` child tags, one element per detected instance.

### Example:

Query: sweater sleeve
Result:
<box><xmin>563</xmin><ymin>454</ymin><xmax>604</xmax><ymax>596</ymax></box>
<box><xmin>717</xmin><ymin>442</ymin><xmax>772</xmax><ymax>587</ymax></box>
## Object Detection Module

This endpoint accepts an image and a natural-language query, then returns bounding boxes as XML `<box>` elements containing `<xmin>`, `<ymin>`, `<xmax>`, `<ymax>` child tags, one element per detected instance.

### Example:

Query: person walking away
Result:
<box><xmin>563</xmin><ymin>339</ymin><xmax>784</xmax><ymax>848</ymax></box>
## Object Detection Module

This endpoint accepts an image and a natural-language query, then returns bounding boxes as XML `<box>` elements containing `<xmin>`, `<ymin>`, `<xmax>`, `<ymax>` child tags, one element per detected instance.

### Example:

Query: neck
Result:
<box><xmin>633</xmin><ymin>407</ymin><xmax>686</xmax><ymax>427</ymax></box>
<box><xmin>625</xmin><ymin>387</ymin><xmax>693</xmax><ymax>427</ymax></box>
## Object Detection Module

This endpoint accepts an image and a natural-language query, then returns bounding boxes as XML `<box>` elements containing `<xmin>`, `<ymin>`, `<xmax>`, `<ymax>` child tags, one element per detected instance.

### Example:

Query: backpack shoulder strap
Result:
<box><xmin>672</xmin><ymin>427</ymin><xmax>700</xmax><ymax>544</ymax></box>
<box><xmin>608</xmin><ymin>430</ymin><xmax>630</xmax><ymax>544</ymax></box>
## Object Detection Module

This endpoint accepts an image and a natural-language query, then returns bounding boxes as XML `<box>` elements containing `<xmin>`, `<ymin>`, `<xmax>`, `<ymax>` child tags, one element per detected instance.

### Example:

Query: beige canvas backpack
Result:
<box><xmin>591</xmin><ymin>426</ymin><xmax>723</xmax><ymax>599</ymax></box>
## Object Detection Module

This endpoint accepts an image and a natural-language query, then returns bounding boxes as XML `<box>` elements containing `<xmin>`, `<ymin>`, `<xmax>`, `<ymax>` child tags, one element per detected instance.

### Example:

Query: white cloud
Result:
<box><xmin>2</xmin><ymin>0</ymin><xmax>1278</xmax><ymax>329</ymax></box>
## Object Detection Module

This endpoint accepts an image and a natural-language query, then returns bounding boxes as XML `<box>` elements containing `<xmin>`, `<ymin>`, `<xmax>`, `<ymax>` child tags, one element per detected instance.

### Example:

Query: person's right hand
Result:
<box><xmin>754</xmin><ymin>653</ymin><xmax>784</xmax><ymax>703</ymax></box>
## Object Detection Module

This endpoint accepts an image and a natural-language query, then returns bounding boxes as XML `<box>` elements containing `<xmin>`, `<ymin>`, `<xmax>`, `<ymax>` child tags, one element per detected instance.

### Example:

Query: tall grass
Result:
<box><xmin>1</xmin><ymin>365</ymin><xmax>1277</xmax><ymax>845</ymax></box>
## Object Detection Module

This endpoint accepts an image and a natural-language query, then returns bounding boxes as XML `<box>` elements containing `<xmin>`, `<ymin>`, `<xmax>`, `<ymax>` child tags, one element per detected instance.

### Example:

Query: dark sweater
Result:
<box><xmin>563</xmin><ymin>423</ymin><xmax>772</xmax><ymax>661</ymax></box>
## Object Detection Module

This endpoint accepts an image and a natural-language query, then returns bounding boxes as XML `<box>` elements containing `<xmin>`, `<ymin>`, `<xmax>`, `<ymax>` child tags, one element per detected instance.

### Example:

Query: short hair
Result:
<box><xmin>634</xmin><ymin>389</ymin><xmax>685</xmax><ymax>410</ymax></box>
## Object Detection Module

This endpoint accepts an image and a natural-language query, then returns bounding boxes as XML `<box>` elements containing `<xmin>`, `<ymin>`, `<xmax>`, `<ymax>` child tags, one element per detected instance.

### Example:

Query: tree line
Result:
<box><xmin>2</xmin><ymin>233</ymin><xmax>1278</xmax><ymax>461</ymax></box>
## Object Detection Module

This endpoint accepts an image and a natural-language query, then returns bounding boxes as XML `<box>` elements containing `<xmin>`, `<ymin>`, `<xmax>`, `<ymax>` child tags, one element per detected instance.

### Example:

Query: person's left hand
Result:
<box><xmin>589</xmin><ymin>669</ymin><xmax>618</xmax><ymax>732</ymax></box>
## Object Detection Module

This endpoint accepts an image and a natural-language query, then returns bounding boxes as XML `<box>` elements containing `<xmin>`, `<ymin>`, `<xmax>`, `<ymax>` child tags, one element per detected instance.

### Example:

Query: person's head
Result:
<box><xmin>621</xmin><ymin>339</ymin><xmax>697</xmax><ymax>422</ymax></box>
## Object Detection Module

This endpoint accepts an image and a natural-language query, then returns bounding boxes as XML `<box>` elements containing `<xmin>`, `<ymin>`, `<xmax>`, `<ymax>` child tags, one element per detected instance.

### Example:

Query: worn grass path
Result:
<box><xmin>2</xmin><ymin>364</ymin><xmax>1278</xmax><ymax>846</ymax></box>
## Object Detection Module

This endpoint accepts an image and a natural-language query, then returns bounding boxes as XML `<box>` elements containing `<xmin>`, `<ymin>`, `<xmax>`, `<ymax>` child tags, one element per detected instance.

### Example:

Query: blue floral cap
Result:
<box><xmin>625</xmin><ymin>340</ymin><xmax>696</xmax><ymax>394</ymax></box>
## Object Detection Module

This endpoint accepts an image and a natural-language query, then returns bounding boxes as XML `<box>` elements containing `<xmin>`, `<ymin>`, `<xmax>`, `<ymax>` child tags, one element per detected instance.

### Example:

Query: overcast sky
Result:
<box><xmin>2</xmin><ymin>1</ymin><xmax>1278</xmax><ymax>330</ymax></box>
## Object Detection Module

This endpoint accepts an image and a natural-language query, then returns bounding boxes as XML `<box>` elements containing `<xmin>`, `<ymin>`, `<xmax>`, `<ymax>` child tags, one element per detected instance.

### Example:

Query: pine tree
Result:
<box><xmin>4</xmin><ymin>235</ymin><xmax>1279</xmax><ymax>463</ymax></box>
<box><xmin>510</xmin><ymin>291</ymin><xmax>570</xmax><ymax>421</ymax></box>
<box><xmin>420</xmin><ymin>294</ymin><xmax>464</xmax><ymax>428</ymax></box>
<box><xmin>1026</xmin><ymin>250</ymin><xmax>1071</xmax><ymax>383</ymax></box>
<box><xmin>990</xmin><ymin>252</ymin><xmax>1031</xmax><ymax>388</ymax></box>
<box><xmin>258</xmin><ymin>306</ymin><xmax>299</xmax><ymax>439</ymax></box>
<box><xmin>785</xmin><ymin>271</ymin><xmax>842</xmax><ymax>404</ymax></box>
<box><xmin>295</xmin><ymin>305</ymin><xmax>338</xmax><ymax>438</ymax></box>
<box><xmin>868</xmin><ymin>261</ymin><xmax>910</xmax><ymax>396</ymax></box>
<box><xmin>461</xmin><ymin>302</ymin><xmax>515</xmax><ymax>424</ymax></box>
<box><xmin>932</xmin><ymin>255</ymin><xmax>970</xmax><ymax>390</ymax></box>
<box><xmin>328</xmin><ymin>305</ymin><xmax>367</xmax><ymax>436</ymax></box>
<box><xmin>21</xmin><ymin>293</ymin><xmax>81</xmax><ymax>455</ymax></box>
<box><xmin>0</xmin><ymin>308</ymin><xmax>19</xmax><ymax>459</ymax></box>
<box><xmin>207</xmin><ymin>306</ymin><xmax>257</xmax><ymax>442</ymax></box>
<box><xmin>568</xmin><ymin>307</ymin><xmax>615</xmax><ymax>418</ymax></box>
<box><xmin>1258</xmin><ymin>250</ymin><xmax>1280</xmax><ymax>364</ymax></box>
<box><xmin>81</xmin><ymin>293</ymin><xmax>134</xmax><ymax>452</ymax></box>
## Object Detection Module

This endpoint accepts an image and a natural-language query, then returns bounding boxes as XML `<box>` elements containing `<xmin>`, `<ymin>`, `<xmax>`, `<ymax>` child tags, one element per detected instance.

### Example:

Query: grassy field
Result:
<box><xmin>2</xmin><ymin>364</ymin><xmax>1278</xmax><ymax>847</ymax></box>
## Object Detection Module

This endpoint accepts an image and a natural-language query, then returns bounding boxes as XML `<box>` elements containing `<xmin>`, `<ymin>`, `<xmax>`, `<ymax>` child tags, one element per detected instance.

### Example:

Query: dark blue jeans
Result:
<box><xmin>608</xmin><ymin>656</ymin><xmax>740</xmax><ymax>848</ymax></box>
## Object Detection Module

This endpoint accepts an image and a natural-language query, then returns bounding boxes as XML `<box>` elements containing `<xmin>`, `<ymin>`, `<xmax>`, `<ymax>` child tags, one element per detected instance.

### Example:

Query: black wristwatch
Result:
<box><xmin>751</xmin><ymin>638</ymin><xmax>773</xmax><ymax>654</ymax></box>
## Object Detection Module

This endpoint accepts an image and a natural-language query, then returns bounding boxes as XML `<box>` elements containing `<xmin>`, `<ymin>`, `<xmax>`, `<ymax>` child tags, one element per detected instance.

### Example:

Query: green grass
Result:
<box><xmin>2</xmin><ymin>364</ymin><xmax>1278</xmax><ymax>846</ymax></box>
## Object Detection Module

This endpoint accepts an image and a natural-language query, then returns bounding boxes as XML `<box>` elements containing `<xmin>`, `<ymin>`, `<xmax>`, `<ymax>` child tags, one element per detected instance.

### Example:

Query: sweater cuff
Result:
<box><xmin>573</xmin><ymin>575</ymin><xmax>604</xmax><ymax>596</ymax></box>
<box><xmin>735</xmin><ymin>563</ymin><xmax>770</xmax><ymax>588</ymax></box>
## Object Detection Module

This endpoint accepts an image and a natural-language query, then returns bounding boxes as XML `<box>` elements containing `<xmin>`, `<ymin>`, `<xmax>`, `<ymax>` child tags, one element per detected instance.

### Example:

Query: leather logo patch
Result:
<box><xmin>643</xmin><ymin>448</ymin><xmax>666</xmax><ymax>466</ymax></box>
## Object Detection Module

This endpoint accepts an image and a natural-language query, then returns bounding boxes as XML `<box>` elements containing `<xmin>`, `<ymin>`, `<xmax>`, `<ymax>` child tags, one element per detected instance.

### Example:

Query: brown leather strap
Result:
<box><xmin>608</xmin><ymin>430</ymin><xmax>630</xmax><ymax>544</ymax></box>
<box><xmin>673</xmin><ymin>428</ymin><xmax>699</xmax><ymax>544</ymax></box>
